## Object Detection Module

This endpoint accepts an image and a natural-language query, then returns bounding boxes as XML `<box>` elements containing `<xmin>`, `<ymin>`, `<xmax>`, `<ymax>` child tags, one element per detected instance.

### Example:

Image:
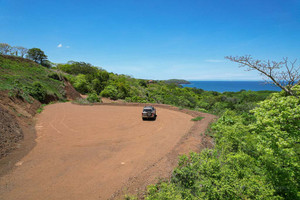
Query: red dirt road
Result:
<box><xmin>0</xmin><ymin>102</ymin><xmax>197</xmax><ymax>200</ymax></box>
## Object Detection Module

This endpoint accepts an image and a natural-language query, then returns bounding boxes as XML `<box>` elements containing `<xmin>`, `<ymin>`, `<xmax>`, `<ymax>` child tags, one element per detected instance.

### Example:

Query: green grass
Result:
<box><xmin>191</xmin><ymin>116</ymin><xmax>204</xmax><ymax>121</ymax></box>
<box><xmin>0</xmin><ymin>55</ymin><xmax>65</xmax><ymax>101</ymax></box>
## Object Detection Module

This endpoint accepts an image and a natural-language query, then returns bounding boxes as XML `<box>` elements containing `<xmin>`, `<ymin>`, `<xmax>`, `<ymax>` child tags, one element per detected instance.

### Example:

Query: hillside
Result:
<box><xmin>0</xmin><ymin>55</ymin><xmax>81</xmax><ymax>162</ymax></box>
<box><xmin>0</xmin><ymin>55</ymin><xmax>66</xmax><ymax>103</ymax></box>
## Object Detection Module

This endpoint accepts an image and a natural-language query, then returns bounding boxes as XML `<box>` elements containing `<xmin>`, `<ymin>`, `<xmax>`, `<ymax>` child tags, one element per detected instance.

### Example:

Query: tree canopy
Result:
<box><xmin>27</xmin><ymin>48</ymin><xmax>48</xmax><ymax>65</ymax></box>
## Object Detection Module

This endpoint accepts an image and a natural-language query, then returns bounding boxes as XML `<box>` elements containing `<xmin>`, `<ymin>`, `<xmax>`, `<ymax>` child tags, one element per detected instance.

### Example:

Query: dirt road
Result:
<box><xmin>0</xmin><ymin>102</ymin><xmax>204</xmax><ymax>200</ymax></box>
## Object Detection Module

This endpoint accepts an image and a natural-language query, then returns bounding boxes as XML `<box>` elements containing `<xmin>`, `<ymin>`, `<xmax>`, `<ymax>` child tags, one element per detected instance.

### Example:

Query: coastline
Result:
<box><xmin>181</xmin><ymin>81</ymin><xmax>281</xmax><ymax>92</ymax></box>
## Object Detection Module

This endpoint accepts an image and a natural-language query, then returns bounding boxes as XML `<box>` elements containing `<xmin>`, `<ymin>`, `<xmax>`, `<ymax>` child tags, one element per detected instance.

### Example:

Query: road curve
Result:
<box><xmin>0</xmin><ymin>102</ymin><xmax>194</xmax><ymax>200</ymax></box>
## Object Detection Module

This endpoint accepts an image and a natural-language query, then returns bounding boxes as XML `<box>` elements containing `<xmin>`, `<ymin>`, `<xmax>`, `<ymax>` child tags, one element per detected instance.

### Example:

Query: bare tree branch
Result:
<box><xmin>225</xmin><ymin>55</ymin><xmax>300</xmax><ymax>96</ymax></box>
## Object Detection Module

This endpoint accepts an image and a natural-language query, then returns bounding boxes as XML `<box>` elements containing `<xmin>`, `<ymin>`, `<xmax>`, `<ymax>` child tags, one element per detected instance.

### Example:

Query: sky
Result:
<box><xmin>1</xmin><ymin>0</ymin><xmax>299</xmax><ymax>80</ymax></box>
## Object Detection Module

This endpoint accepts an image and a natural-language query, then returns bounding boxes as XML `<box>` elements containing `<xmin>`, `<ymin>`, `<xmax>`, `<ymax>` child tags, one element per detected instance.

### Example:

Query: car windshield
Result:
<box><xmin>143</xmin><ymin>109</ymin><xmax>152</xmax><ymax>112</ymax></box>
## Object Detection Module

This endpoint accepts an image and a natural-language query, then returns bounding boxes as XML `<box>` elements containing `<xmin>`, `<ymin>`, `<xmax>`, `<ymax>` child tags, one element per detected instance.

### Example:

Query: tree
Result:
<box><xmin>16</xmin><ymin>46</ymin><xmax>28</xmax><ymax>58</ymax></box>
<box><xmin>0</xmin><ymin>43</ymin><xmax>12</xmax><ymax>55</ymax></box>
<box><xmin>10</xmin><ymin>46</ymin><xmax>20</xmax><ymax>56</ymax></box>
<box><xmin>226</xmin><ymin>55</ymin><xmax>300</xmax><ymax>96</ymax></box>
<box><xmin>27</xmin><ymin>48</ymin><xmax>48</xmax><ymax>65</ymax></box>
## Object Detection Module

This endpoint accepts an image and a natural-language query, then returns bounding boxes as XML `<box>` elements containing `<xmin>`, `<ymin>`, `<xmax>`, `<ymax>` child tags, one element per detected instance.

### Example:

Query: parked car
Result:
<box><xmin>142</xmin><ymin>106</ymin><xmax>157</xmax><ymax>120</ymax></box>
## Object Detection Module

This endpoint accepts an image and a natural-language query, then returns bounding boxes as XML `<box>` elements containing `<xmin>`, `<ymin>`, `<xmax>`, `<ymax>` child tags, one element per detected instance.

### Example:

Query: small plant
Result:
<box><xmin>48</xmin><ymin>72</ymin><xmax>61</xmax><ymax>80</ymax></box>
<box><xmin>191</xmin><ymin>116</ymin><xmax>204</xmax><ymax>121</ymax></box>
<box><xmin>37</xmin><ymin>104</ymin><xmax>46</xmax><ymax>113</ymax></box>
<box><xmin>124</xmin><ymin>194</ymin><xmax>137</xmax><ymax>200</ymax></box>
<box><xmin>204</xmin><ymin>122</ymin><xmax>214</xmax><ymax>137</ymax></box>
<box><xmin>73</xmin><ymin>98</ymin><xmax>90</xmax><ymax>105</ymax></box>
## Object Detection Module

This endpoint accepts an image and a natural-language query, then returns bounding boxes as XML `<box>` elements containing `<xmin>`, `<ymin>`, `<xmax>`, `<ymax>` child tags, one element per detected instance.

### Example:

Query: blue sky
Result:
<box><xmin>1</xmin><ymin>0</ymin><xmax>299</xmax><ymax>80</ymax></box>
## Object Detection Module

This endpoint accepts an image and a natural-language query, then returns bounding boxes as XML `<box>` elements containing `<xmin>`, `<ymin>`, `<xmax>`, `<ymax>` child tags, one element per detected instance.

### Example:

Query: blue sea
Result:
<box><xmin>181</xmin><ymin>81</ymin><xmax>281</xmax><ymax>93</ymax></box>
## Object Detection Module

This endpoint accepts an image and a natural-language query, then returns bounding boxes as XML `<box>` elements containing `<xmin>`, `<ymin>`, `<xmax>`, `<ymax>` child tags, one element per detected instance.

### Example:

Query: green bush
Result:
<box><xmin>27</xmin><ymin>81</ymin><xmax>47</xmax><ymax>103</ymax></box>
<box><xmin>100</xmin><ymin>85</ymin><xmax>119</xmax><ymax>100</ymax></box>
<box><xmin>73</xmin><ymin>74</ymin><xmax>90</xmax><ymax>94</ymax></box>
<box><xmin>87</xmin><ymin>93</ymin><xmax>101</xmax><ymax>103</ymax></box>
<box><xmin>48</xmin><ymin>72</ymin><xmax>61</xmax><ymax>80</ymax></box>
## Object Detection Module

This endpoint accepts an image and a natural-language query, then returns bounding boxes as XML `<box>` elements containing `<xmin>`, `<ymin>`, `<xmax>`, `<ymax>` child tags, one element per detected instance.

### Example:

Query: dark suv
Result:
<box><xmin>142</xmin><ymin>106</ymin><xmax>157</xmax><ymax>120</ymax></box>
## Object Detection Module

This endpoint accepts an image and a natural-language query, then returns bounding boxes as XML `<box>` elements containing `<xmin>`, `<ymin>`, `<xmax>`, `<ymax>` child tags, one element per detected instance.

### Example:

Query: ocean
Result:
<box><xmin>181</xmin><ymin>81</ymin><xmax>281</xmax><ymax>93</ymax></box>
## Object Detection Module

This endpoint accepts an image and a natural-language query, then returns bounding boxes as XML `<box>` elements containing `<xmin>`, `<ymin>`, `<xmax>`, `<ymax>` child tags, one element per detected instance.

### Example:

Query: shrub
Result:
<box><xmin>100</xmin><ymin>85</ymin><xmax>118</xmax><ymax>100</ymax></box>
<box><xmin>48</xmin><ymin>72</ymin><xmax>61</xmax><ymax>80</ymax></box>
<box><xmin>73</xmin><ymin>74</ymin><xmax>90</xmax><ymax>94</ymax></box>
<box><xmin>27</xmin><ymin>81</ymin><xmax>47</xmax><ymax>102</ymax></box>
<box><xmin>87</xmin><ymin>93</ymin><xmax>101</xmax><ymax>103</ymax></box>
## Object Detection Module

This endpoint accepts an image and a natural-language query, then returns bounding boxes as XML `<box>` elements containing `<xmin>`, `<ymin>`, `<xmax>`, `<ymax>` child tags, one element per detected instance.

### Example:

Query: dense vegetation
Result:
<box><xmin>146</xmin><ymin>87</ymin><xmax>300</xmax><ymax>200</ymax></box>
<box><xmin>56</xmin><ymin>61</ymin><xmax>275</xmax><ymax>115</ymax></box>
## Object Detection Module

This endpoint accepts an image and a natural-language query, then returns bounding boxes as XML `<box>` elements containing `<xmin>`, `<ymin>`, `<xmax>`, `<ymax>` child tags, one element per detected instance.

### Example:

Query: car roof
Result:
<box><xmin>143</xmin><ymin>106</ymin><xmax>154</xmax><ymax>109</ymax></box>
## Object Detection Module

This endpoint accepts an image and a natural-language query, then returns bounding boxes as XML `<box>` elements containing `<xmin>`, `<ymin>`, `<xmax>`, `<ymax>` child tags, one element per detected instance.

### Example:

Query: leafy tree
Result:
<box><xmin>0</xmin><ymin>43</ymin><xmax>11</xmax><ymax>55</ymax></box>
<box><xmin>0</xmin><ymin>43</ymin><xmax>28</xmax><ymax>57</ymax></box>
<box><xmin>73</xmin><ymin>74</ymin><xmax>90</xmax><ymax>94</ymax></box>
<box><xmin>27</xmin><ymin>48</ymin><xmax>48</xmax><ymax>65</ymax></box>
<box><xmin>100</xmin><ymin>85</ymin><xmax>119</xmax><ymax>100</ymax></box>
<box><xmin>58</xmin><ymin>61</ymin><xmax>98</xmax><ymax>75</ymax></box>
<box><xmin>16</xmin><ymin>46</ymin><xmax>28</xmax><ymax>57</ymax></box>
<box><xmin>10</xmin><ymin>46</ymin><xmax>18</xmax><ymax>56</ymax></box>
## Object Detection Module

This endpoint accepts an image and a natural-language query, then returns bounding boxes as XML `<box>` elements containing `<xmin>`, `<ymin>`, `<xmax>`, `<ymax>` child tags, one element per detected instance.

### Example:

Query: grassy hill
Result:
<box><xmin>0</xmin><ymin>55</ymin><xmax>66</xmax><ymax>103</ymax></box>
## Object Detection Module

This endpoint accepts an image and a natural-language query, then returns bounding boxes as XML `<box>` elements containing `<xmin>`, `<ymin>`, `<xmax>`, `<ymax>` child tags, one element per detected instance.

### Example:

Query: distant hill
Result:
<box><xmin>164</xmin><ymin>79</ymin><xmax>190</xmax><ymax>85</ymax></box>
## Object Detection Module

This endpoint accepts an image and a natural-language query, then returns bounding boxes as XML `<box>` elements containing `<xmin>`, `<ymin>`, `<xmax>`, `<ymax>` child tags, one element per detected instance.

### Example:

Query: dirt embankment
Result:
<box><xmin>0</xmin><ymin>91</ymin><xmax>40</xmax><ymax>177</ymax></box>
<box><xmin>0</xmin><ymin>105</ymin><xmax>23</xmax><ymax>158</ymax></box>
<box><xmin>0</xmin><ymin>79</ymin><xmax>81</xmax><ymax>176</ymax></box>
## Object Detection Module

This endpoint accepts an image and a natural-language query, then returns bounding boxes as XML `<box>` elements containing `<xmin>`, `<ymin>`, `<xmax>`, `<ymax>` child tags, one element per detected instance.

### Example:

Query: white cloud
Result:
<box><xmin>57</xmin><ymin>44</ymin><xmax>62</xmax><ymax>48</ymax></box>
<box><xmin>205</xmin><ymin>59</ymin><xmax>225</xmax><ymax>63</ymax></box>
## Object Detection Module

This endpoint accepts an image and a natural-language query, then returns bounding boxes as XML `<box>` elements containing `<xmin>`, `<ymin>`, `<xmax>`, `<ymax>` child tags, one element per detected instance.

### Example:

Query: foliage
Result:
<box><xmin>26</xmin><ymin>81</ymin><xmax>47</xmax><ymax>102</ymax></box>
<box><xmin>61</xmin><ymin>60</ymin><xmax>276</xmax><ymax>114</ymax></box>
<box><xmin>100</xmin><ymin>85</ymin><xmax>119</xmax><ymax>100</ymax></box>
<box><xmin>0</xmin><ymin>55</ymin><xmax>66</xmax><ymax>102</ymax></box>
<box><xmin>37</xmin><ymin>104</ymin><xmax>46</xmax><ymax>114</ymax></box>
<box><xmin>61</xmin><ymin>61</ymin><xmax>110</xmax><ymax>95</ymax></box>
<box><xmin>48</xmin><ymin>72</ymin><xmax>61</xmax><ymax>80</ymax></box>
<box><xmin>87</xmin><ymin>93</ymin><xmax>101</xmax><ymax>103</ymax></box>
<box><xmin>27</xmin><ymin>48</ymin><xmax>48</xmax><ymax>66</ymax></box>
<box><xmin>0</xmin><ymin>43</ymin><xmax>29</xmax><ymax>58</ymax></box>
<box><xmin>57</xmin><ymin>61</ymin><xmax>99</xmax><ymax>75</ymax></box>
<box><xmin>0</xmin><ymin>43</ymin><xmax>12</xmax><ymax>55</ymax></box>
<box><xmin>191</xmin><ymin>116</ymin><xmax>204</xmax><ymax>121</ymax></box>
<box><xmin>72</xmin><ymin>74</ymin><xmax>91</xmax><ymax>94</ymax></box>
<box><xmin>145</xmin><ymin>88</ymin><xmax>300</xmax><ymax>200</ymax></box>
